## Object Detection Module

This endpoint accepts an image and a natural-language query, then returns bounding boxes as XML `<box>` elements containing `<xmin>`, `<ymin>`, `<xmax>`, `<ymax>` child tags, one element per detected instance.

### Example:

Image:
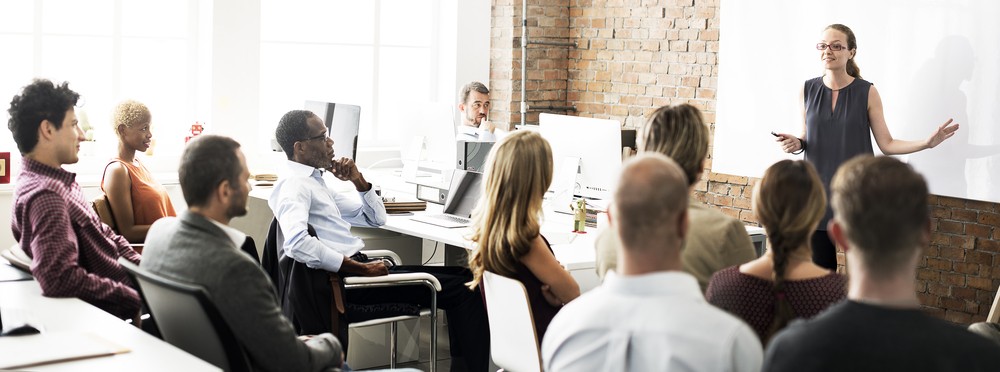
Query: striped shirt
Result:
<box><xmin>11</xmin><ymin>157</ymin><xmax>141</xmax><ymax>319</ymax></box>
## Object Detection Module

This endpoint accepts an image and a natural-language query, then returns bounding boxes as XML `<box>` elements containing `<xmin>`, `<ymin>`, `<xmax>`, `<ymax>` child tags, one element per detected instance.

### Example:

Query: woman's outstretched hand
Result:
<box><xmin>926</xmin><ymin>118</ymin><xmax>959</xmax><ymax>149</ymax></box>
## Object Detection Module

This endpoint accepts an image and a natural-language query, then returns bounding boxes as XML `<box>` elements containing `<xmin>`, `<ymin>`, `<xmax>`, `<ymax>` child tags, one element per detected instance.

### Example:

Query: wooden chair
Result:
<box><xmin>482</xmin><ymin>271</ymin><xmax>542</xmax><ymax>372</ymax></box>
<box><xmin>92</xmin><ymin>195</ymin><xmax>118</xmax><ymax>233</ymax></box>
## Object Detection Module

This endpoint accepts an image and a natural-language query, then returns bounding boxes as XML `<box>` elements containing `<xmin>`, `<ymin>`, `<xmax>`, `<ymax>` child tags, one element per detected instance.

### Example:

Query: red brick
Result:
<box><xmin>979</xmin><ymin>212</ymin><xmax>1000</xmax><ymax>226</ymax></box>
<box><xmin>926</xmin><ymin>258</ymin><xmax>951</xmax><ymax>271</ymax></box>
<box><xmin>940</xmin><ymin>297</ymin><xmax>965</xmax><ymax>311</ymax></box>
<box><xmin>967</xmin><ymin>251</ymin><xmax>994</xmax><ymax>265</ymax></box>
<box><xmin>938</xmin><ymin>220</ymin><xmax>964</xmax><ymax>234</ymax></box>
<box><xmin>951</xmin><ymin>209</ymin><xmax>978</xmax><ymax>222</ymax></box>
<box><xmin>966</xmin><ymin>223</ymin><xmax>992</xmax><ymax>239</ymax></box>
<box><xmin>944</xmin><ymin>310</ymin><xmax>972</xmax><ymax>324</ymax></box>
<box><xmin>967</xmin><ymin>200</ymin><xmax>997</xmax><ymax>212</ymax></box>
<box><xmin>939</xmin><ymin>247</ymin><xmax>966</xmax><ymax>260</ymax></box>
<box><xmin>977</xmin><ymin>238</ymin><xmax>1000</xmax><ymax>253</ymax></box>
<box><xmin>966</xmin><ymin>276</ymin><xmax>995</xmax><ymax>291</ymax></box>
<box><xmin>952</xmin><ymin>287</ymin><xmax>977</xmax><ymax>300</ymax></box>
<box><xmin>940</xmin><ymin>273</ymin><xmax>965</xmax><ymax>286</ymax></box>
<box><xmin>917</xmin><ymin>268</ymin><xmax>940</xmax><ymax>281</ymax></box>
<box><xmin>928</xmin><ymin>282</ymin><xmax>951</xmax><ymax>296</ymax></box>
<box><xmin>953</xmin><ymin>262</ymin><xmax>980</xmax><ymax>275</ymax></box>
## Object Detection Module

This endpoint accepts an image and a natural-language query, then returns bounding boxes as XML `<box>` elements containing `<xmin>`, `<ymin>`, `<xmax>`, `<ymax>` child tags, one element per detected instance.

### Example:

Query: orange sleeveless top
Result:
<box><xmin>101</xmin><ymin>159</ymin><xmax>176</xmax><ymax>226</ymax></box>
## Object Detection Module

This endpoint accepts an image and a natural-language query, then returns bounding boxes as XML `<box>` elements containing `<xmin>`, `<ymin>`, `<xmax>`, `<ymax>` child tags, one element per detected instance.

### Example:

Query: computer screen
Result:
<box><xmin>442</xmin><ymin>170</ymin><xmax>483</xmax><ymax>218</ymax></box>
<box><xmin>304</xmin><ymin>101</ymin><xmax>361</xmax><ymax>161</ymax></box>
<box><xmin>539</xmin><ymin>113</ymin><xmax>622</xmax><ymax>200</ymax></box>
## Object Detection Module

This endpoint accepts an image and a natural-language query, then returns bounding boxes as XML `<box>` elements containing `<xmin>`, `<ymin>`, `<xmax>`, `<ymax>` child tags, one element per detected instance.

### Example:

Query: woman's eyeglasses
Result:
<box><xmin>816</xmin><ymin>43</ymin><xmax>848</xmax><ymax>51</ymax></box>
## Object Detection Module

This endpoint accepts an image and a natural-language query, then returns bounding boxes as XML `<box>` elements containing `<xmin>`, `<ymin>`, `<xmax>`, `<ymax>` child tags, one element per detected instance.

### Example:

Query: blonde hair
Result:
<box><xmin>638</xmin><ymin>104</ymin><xmax>709</xmax><ymax>187</ymax></box>
<box><xmin>467</xmin><ymin>130</ymin><xmax>553</xmax><ymax>289</ymax></box>
<box><xmin>753</xmin><ymin>159</ymin><xmax>826</xmax><ymax>343</ymax></box>
<box><xmin>111</xmin><ymin>100</ymin><xmax>151</xmax><ymax>132</ymax></box>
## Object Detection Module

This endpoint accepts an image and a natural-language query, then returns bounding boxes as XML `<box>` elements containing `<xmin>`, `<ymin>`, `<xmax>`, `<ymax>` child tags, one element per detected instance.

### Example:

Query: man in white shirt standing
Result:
<box><xmin>456</xmin><ymin>81</ymin><xmax>498</xmax><ymax>142</ymax></box>
<box><xmin>542</xmin><ymin>153</ymin><xmax>763</xmax><ymax>372</ymax></box>
<box><xmin>270</xmin><ymin>110</ymin><xmax>490</xmax><ymax>371</ymax></box>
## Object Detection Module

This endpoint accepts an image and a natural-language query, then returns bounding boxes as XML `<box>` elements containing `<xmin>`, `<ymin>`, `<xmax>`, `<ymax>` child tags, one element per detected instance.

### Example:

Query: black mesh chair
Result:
<box><xmin>119</xmin><ymin>258</ymin><xmax>251</xmax><ymax>372</ymax></box>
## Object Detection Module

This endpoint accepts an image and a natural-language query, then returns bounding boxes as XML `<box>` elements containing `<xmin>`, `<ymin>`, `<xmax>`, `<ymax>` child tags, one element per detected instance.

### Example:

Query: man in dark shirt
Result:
<box><xmin>7</xmin><ymin>79</ymin><xmax>141</xmax><ymax>320</ymax></box>
<box><xmin>763</xmin><ymin>155</ymin><xmax>1000</xmax><ymax>372</ymax></box>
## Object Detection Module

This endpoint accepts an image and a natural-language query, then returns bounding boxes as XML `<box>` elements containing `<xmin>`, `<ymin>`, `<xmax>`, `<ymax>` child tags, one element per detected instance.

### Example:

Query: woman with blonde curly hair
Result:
<box><xmin>101</xmin><ymin>100</ymin><xmax>175</xmax><ymax>243</ymax></box>
<box><xmin>467</xmin><ymin>130</ymin><xmax>580</xmax><ymax>343</ymax></box>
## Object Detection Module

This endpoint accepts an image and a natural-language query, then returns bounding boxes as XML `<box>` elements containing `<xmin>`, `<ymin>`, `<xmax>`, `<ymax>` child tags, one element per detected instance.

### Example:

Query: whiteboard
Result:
<box><xmin>714</xmin><ymin>0</ymin><xmax>1000</xmax><ymax>203</ymax></box>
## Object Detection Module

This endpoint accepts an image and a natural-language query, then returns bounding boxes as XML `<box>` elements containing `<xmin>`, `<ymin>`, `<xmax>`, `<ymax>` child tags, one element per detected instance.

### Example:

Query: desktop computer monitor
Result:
<box><xmin>539</xmin><ymin>113</ymin><xmax>622</xmax><ymax>201</ymax></box>
<box><xmin>304</xmin><ymin>101</ymin><xmax>361</xmax><ymax>161</ymax></box>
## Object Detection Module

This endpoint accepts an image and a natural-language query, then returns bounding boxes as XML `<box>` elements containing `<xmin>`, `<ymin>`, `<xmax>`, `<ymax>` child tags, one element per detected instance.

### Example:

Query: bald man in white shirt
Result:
<box><xmin>541</xmin><ymin>153</ymin><xmax>763</xmax><ymax>372</ymax></box>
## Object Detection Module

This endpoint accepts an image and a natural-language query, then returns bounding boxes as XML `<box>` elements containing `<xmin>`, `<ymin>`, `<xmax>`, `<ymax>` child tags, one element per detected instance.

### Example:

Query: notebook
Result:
<box><xmin>411</xmin><ymin>170</ymin><xmax>483</xmax><ymax>228</ymax></box>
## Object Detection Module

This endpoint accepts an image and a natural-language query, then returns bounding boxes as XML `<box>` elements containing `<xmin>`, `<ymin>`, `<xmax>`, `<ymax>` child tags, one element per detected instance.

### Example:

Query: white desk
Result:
<box><xmin>0</xmin><ymin>280</ymin><xmax>220</xmax><ymax>371</ymax></box>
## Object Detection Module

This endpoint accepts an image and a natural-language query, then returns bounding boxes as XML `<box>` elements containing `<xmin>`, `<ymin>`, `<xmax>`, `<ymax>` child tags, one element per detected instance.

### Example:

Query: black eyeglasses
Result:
<box><xmin>299</xmin><ymin>133</ymin><xmax>329</xmax><ymax>142</ymax></box>
<box><xmin>816</xmin><ymin>43</ymin><xmax>848</xmax><ymax>51</ymax></box>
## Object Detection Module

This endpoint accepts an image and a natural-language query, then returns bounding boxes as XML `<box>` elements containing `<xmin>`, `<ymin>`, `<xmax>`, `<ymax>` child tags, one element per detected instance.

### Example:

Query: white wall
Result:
<box><xmin>714</xmin><ymin>0</ymin><xmax>1000</xmax><ymax>203</ymax></box>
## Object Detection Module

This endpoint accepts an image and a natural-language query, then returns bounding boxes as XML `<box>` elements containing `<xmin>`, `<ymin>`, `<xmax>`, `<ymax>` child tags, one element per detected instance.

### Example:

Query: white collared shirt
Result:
<box><xmin>456</xmin><ymin>124</ymin><xmax>498</xmax><ymax>142</ymax></box>
<box><xmin>542</xmin><ymin>271</ymin><xmax>763</xmax><ymax>372</ymax></box>
<box><xmin>268</xmin><ymin>160</ymin><xmax>387</xmax><ymax>273</ymax></box>
<box><xmin>207</xmin><ymin>217</ymin><xmax>247</xmax><ymax>249</ymax></box>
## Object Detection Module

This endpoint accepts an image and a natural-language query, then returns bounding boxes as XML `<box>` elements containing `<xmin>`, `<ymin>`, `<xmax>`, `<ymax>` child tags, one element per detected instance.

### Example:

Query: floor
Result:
<box><xmin>358</xmin><ymin>312</ymin><xmax>461</xmax><ymax>372</ymax></box>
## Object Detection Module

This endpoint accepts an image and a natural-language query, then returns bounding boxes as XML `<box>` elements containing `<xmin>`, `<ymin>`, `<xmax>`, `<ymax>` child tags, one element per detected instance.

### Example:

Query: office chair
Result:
<box><xmin>92</xmin><ymin>195</ymin><xmax>119</xmax><ymax>233</ymax></box>
<box><xmin>482</xmin><ymin>271</ymin><xmax>542</xmax><ymax>372</ymax></box>
<box><xmin>261</xmin><ymin>218</ymin><xmax>441</xmax><ymax>371</ymax></box>
<box><xmin>119</xmin><ymin>258</ymin><xmax>252</xmax><ymax>372</ymax></box>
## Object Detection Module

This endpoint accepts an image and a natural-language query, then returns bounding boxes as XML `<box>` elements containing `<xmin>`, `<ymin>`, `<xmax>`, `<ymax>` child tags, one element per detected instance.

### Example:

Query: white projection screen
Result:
<box><xmin>714</xmin><ymin>0</ymin><xmax>1000</xmax><ymax>203</ymax></box>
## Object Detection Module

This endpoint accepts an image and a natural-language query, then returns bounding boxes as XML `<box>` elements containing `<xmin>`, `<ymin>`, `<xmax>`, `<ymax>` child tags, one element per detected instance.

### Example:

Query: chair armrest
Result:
<box><xmin>345</xmin><ymin>272</ymin><xmax>442</xmax><ymax>292</ymax></box>
<box><xmin>362</xmin><ymin>249</ymin><xmax>402</xmax><ymax>265</ymax></box>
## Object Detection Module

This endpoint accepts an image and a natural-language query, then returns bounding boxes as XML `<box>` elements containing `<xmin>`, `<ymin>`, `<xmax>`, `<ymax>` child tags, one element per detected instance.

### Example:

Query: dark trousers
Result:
<box><xmin>348</xmin><ymin>265</ymin><xmax>490</xmax><ymax>372</ymax></box>
<box><xmin>811</xmin><ymin>230</ymin><xmax>838</xmax><ymax>270</ymax></box>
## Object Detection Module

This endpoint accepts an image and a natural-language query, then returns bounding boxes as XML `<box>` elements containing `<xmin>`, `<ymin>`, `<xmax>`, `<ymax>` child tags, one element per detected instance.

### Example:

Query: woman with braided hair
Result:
<box><xmin>706</xmin><ymin>160</ymin><xmax>846</xmax><ymax>344</ymax></box>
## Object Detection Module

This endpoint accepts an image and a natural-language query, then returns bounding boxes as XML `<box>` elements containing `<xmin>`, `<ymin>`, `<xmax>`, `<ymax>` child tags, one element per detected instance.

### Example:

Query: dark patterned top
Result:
<box><xmin>12</xmin><ymin>158</ymin><xmax>142</xmax><ymax>319</ymax></box>
<box><xmin>510</xmin><ymin>235</ymin><xmax>562</xmax><ymax>344</ymax></box>
<box><xmin>705</xmin><ymin>265</ymin><xmax>847</xmax><ymax>342</ymax></box>
<box><xmin>803</xmin><ymin>76</ymin><xmax>873</xmax><ymax>228</ymax></box>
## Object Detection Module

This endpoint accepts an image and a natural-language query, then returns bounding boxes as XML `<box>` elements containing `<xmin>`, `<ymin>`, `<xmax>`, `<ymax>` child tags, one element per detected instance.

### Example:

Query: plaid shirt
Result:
<box><xmin>11</xmin><ymin>158</ymin><xmax>141</xmax><ymax>319</ymax></box>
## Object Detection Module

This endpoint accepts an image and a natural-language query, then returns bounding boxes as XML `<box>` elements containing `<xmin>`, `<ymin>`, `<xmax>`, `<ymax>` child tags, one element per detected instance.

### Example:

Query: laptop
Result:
<box><xmin>411</xmin><ymin>170</ymin><xmax>483</xmax><ymax>228</ymax></box>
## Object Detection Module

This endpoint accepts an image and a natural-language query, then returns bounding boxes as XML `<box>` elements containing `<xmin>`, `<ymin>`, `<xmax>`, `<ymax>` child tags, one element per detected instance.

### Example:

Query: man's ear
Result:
<box><xmin>116</xmin><ymin>124</ymin><xmax>125</xmax><ymax>136</ymax></box>
<box><xmin>38</xmin><ymin>120</ymin><xmax>56</xmax><ymax>141</ymax></box>
<box><xmin>215</xmin><ymin>179</ymin><xmax>232</xmax><ymax>205</ymax></box>
<box><xmin>676</xmin><ymin>209</ymin><xmax>689</xmax><ymax>242</ymax></box>
<box><xmin>457</xmin><ymin>102</ymin><xmax>466</xmax><ymax>113</ymax></box>
<box><xmin>828</xmin><ymin>219</ymin><xmax>849</xmax><ymax>253</ymax></box>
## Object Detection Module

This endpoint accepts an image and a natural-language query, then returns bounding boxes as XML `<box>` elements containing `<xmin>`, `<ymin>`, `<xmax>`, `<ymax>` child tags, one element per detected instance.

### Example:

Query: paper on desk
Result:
<box><xmin>541</xmin><ymin>231</ymin><xmax>578</xmax><ymax>245</ymax></box>
<box><xmin>0</xmin><ymin>332</ymin><xmax>130</xmax><ymax>369</ymax></box>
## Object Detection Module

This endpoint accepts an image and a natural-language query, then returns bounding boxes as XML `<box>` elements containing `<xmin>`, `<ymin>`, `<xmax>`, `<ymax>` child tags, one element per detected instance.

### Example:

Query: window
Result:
<box><xmin>0</xmin><ymin>0</ymin><xmax>206</xmax><ymax>176</ymax></box>
<box><xmin>259</xmin><ymin>0</ymin><xmax>440</xmax><ymax>148</ymax></box>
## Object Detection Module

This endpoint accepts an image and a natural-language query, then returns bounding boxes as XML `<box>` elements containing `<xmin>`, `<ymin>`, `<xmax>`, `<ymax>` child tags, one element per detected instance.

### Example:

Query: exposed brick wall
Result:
<box><xmin>490</xmin><ymin>0</ymin><xmax>571</xmax><ymax>130</ymax></box>
<box><xmin>490</xmin><ymin>0</ymin><xmax>1000</xmax><ymax>325</ymax></box>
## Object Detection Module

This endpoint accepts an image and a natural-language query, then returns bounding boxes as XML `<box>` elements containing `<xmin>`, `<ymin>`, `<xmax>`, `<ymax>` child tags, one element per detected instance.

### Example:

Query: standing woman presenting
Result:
<box><xmin>775</xmin><ymin>24</ymin><xmax>959</xmax><ymax>270</ymax></box>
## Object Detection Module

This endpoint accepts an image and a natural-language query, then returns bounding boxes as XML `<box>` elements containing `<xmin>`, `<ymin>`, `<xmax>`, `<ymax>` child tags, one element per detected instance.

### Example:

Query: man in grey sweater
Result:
<box><xmin>142</xmin><ymin>135</ymin><xmax>343</xmax><ymax>372</ymax></box>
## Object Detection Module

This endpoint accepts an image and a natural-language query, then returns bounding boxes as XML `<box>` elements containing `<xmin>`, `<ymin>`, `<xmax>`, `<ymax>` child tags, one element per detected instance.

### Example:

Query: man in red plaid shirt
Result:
<box><xmin>8</xmin><ymin>79</ymin><xmax>141</xmax><ymax>320</ymax></box>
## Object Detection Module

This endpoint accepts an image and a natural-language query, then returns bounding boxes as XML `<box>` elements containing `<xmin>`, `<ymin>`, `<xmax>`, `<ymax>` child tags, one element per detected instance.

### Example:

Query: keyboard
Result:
<box><xmin>429</xmin><ymin>214</ymin><xmax>470</xmax><ymax>224</ymax></box>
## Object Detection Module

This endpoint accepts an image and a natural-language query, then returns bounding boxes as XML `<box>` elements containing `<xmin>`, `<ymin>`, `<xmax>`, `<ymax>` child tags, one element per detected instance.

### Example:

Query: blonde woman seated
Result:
<box><xmin>595</xmin><ymin>104</ymin><xmax>757</xmax><ymax>292</ymax></box>
<box><xmin>467</xmin><ymin>130</ymin><xmax>580</xmax><ymax>343</ymax></box>
<box><xmin>705</xmin><ymin>160</ymin><xmax>846</xmax><ymax>344</ymax></box>
<box><xmin>101</xmin><ymin>100</ymin><xmax>176</xmax><ymax>243</ymax></box>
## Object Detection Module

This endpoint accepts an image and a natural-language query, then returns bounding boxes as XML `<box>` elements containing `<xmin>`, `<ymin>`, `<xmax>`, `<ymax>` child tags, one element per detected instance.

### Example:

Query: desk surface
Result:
<box><xmin>0</xmin><ymin>281</ymin><xmax>220</xmax><ymax>372</ymax></box>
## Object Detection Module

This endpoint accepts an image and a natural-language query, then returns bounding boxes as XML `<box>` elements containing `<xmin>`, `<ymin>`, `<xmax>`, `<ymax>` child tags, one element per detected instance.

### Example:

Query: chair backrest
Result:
<box><xmin>118</xmin><ymin>258</ymin><xmax>251</xmax><ymax>372</ymax></box>
<box><xmin>989</xmin><ymin>285</ymin><xmax>1000</xmax><ymax>323</ymax></box>
<box><xmin>482</xmin><ymin>271</ymin><xmax>542</xmax><ymax>372</ymax></box>
<box><xmin>92</xmin><ymin>195</ymin><xmax>118</xmax><ymax>232</ymax></box>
